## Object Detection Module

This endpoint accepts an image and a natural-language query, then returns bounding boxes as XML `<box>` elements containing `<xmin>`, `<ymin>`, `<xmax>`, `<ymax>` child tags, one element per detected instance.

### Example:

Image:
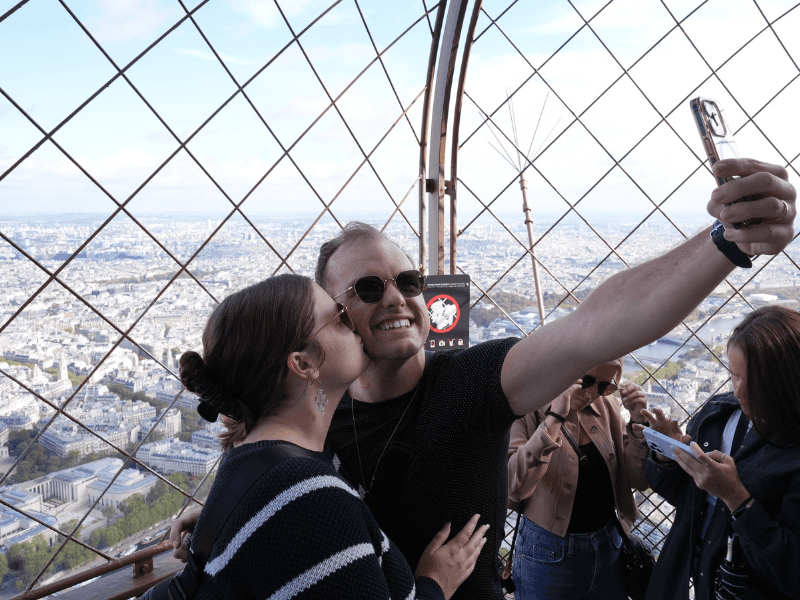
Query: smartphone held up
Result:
<box><xmin>690</xmin><ymin>97</ymin><xmax>761</xmax><ymax>229</ymax></box>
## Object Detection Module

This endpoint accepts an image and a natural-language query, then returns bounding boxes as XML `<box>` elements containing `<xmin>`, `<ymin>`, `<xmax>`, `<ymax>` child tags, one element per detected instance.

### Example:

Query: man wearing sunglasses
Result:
<box><xmin>169</xmin><ymin>158</ymin><xmax>795</xmax><ymax>599</ymax></box>
<box><xmin>312</xmin><ymin>159</ymin><xmax>796</xmax><ymax>600</ymax></box>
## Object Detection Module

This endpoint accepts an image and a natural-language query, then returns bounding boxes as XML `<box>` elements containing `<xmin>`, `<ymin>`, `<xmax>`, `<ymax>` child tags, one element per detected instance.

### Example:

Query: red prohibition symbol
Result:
<box><xmin>427</xmin><ymin>294</ymin><xmax>460</xmax><ymax>333</ymax></box>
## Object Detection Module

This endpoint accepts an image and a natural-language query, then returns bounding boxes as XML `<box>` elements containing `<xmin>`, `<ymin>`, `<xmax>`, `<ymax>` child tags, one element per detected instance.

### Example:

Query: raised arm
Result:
<box><xmin>502</xmin><ymin>158</ymin><xmax>796</xmax><ymax>416</ymax></box>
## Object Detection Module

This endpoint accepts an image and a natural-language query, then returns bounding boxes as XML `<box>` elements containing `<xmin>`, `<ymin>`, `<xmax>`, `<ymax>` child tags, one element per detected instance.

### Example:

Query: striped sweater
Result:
<box><xmin>193</xmin><ymin>440</ymin><xmax>444</xmax><ymax>600</ymax></box>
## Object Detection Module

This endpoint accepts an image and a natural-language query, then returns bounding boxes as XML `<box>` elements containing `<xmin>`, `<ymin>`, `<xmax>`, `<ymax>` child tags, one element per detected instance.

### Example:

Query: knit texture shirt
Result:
<box><xmin>192</xmin><ymin>440</ymin><xmax>444</xmax><ymax>600</ymax></box>
<box><xmin>327</xmin><ymin>337</ymin><xmax>520</xmax><ymax>600</ymax></box>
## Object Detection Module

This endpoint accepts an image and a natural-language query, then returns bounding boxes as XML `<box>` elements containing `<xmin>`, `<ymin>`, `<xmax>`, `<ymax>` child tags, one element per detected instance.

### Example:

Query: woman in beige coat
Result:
<box><xmin>507</xmin><ymin>358</ymin><xmax>649</xmax><ymax>599</ymax></box>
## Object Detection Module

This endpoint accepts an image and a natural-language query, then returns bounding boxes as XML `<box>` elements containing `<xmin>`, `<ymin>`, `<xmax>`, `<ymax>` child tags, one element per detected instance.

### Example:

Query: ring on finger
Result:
<box><xmin>778</xmin><ymin>199</ymin><xmax>789</xmax><ymax>220</ymax></box>
<box><xmin>720</xmin><ymin>453</ymin><xmax>726</xmax><ymax>461</ymax></box>
<box><xmin>703</xmin><ymin>460</ymin><xmax>712</xmax><ymax>467</ymax></box>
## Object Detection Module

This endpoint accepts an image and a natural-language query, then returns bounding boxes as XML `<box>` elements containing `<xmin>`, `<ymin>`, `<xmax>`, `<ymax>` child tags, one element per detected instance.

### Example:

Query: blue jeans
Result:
<box><xmin>512</xmin><ymin>516</ymin><xmax>628</xmax><ymax>600</ymax></box>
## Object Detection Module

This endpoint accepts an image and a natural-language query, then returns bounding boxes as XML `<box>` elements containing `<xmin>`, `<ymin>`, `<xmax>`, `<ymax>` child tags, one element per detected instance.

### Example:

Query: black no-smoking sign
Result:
<box><xmin>422</xmin><ymin>274</ymin><xmax>470</xmax><ymax>349</ymax></box>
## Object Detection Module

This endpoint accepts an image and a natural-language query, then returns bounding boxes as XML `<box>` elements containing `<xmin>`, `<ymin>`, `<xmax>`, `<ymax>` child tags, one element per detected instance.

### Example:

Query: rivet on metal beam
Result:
<box><xmin>133</xmin><ymin>556</ymin><xmax>154</xmax><ymax>578</ymax></box>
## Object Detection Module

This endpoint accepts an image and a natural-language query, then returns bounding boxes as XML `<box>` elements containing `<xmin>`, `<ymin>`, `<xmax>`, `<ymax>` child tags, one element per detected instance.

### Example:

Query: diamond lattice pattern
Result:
<box><xmin>0</xmin><ymin>0</ymin><xmax>798</xmax><ymax>594</ymax></box>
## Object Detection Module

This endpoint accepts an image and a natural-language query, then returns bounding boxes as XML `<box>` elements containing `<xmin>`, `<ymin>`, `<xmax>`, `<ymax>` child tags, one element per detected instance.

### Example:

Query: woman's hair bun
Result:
<box><xmin>179</xmin><ymin>351</ymin><xmax>224</xmax><ymax>404</ymax></box>
<box><xmin>179</xmin><ymin>351</ymin><xmax>206</xmax><ymax>393</ymax></box>
<box><xmin>179</xmin><ymin>350</ymin><xmax>246</xmax><ymax>423</ymax></box>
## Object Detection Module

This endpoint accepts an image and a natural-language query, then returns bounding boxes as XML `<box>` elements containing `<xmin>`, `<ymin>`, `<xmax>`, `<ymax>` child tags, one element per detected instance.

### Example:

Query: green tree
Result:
<box><xmin>101</xmin><ymin>505</ymin><xmax>117</xmax><ymax>528</ymax></box>
<box><xmin>0</xmin><ymin>552</ymin><xmax>8</xmax><ymax>581</ymax></box>
<box><xmin>631</xmin><ymin>361</ymin><xmax>682</xmax><ymax>385</ymax></box>
<box><xmin>58</xmin><ymin>519</ymin><xmax>79</xmax><ymax>536</ymax></box>
<box><xmin>168</xmin><ymin>472</ymin><xmax>190</xmax><ymax>493</ymax></box>
<box><xmin>89</xmin><ymin>528</ymin><xmax>105</xmax><ymax>548</ymax></box>
<box><xmin>105</xmin><ymin>526</ymin><xmax>123</xmax><ymax>547</ymax></box>
<box><xmin>7</xmin><ymin>430</ymin><xmax>34</xmax><ymax>456</ymax></box>
<box><xmin>181</xmin><ymin>410</ymin><xmax>203</xmax><ymax>434</ymax></box>
<box><xmin>54</xmin><ymin>521</ymin><xmax>95</xmax><ymax>570</ymax></box>
<box><xmin>145</xmin><ymin>481</ymin><xmax>168</xmax><ymax>506</ymax></box>
<box><xmin>64</xmin><ymin>450</ymin><xmax>81</xmax><ymax>469</ymax></box>
<box><xmin>118</xmin><ymin>494</ymin><xmax>145</xmax><ymax>517</ymax></box>
<box><xmin>8</xmin><ymin>534</ymin><xmax>55</xmax><ymax>589</ymax></box>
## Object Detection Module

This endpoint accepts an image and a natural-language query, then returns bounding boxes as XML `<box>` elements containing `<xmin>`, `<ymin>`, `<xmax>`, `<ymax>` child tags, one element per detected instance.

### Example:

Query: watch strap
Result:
<box><xmin>731</xmin><ymin>496</ymin><xmax>754</xmax><ymax>521</ymax></box>
<box><xmin>710</xmin><ymin>219</ymin><xmax>755</xmax><ymax>268</ymax></box>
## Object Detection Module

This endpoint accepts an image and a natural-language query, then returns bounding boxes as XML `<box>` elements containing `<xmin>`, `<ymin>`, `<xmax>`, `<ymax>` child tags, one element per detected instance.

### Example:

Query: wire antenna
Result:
<box><xmin>482</xmin><ymin>91</ymin><xmax>560</xmax><ymax>327</ymax></box>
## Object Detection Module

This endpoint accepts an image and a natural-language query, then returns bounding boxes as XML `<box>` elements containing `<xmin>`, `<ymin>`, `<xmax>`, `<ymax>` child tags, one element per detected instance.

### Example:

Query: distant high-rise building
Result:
<box><xmin>58</xmin><ymin>352</ymin><xmax>68</xmax><ymax>382</ymax></box>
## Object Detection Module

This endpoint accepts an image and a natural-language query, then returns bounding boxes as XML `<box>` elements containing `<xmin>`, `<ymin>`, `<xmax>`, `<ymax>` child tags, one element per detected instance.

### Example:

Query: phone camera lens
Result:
<box><xmin>703</xmin><ymin>101</ymin><xmax>726</xmax><ymax>136</ymax></box>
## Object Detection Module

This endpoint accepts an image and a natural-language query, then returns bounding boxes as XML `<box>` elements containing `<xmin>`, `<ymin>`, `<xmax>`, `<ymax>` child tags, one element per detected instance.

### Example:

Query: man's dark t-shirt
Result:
<box><xmin>326</xmin><ymin>337</ymin><xmax>520</xmax><ymax>600</ymax></box>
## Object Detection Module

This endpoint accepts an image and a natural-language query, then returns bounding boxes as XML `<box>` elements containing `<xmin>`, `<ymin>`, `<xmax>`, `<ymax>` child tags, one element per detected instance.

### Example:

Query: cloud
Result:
<box><xmin>176</xmin><ymin>48</ymin><xmax>253</xmax><ymax>66</ymax></box>
<box><xmin>89</xmin><ymin>0</ymin><xmax>180</xmax><ymax>44</ymax></box>
<box><xmin>228</xmin><ymin>0</ymin><xmax>316</xmax><ymax>29</ymax></box>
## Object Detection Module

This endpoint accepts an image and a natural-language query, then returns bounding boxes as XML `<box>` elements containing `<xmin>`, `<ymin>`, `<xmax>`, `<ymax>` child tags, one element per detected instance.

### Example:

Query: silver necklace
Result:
<box><xmin>351</xmin><ymin>382</ymin><xmax>421</xmax><ymax>500</ymax></box>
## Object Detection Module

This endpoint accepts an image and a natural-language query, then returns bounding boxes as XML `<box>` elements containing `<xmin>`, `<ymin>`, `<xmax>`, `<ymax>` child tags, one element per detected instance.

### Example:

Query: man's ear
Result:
<box><xmin>287</xmin><ymin>351</ymin><xmax>317</xmax><ymax>381</ymax></box>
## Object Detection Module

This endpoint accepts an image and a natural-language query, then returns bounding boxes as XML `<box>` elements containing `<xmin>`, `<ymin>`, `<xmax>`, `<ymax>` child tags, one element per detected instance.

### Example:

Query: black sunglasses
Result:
<box><xmin>580</xmin><ymin>375</ymin><xmax>618</xmax><ymax>396</ymax></box>
<box><xmin>333</xmin><ymin>270</ymin><xmax>425</xmax><ymax>304</ymax></box>
<box><xmin>308</xmin><ymin>303</ymin><xmax>355</xmax><ymax>340</ymax></box>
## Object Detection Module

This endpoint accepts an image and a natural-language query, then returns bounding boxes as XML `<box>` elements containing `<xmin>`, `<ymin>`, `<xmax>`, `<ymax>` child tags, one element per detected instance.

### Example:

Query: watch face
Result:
<box><xmin>711</xmin><ymin>220</ymin><xmax>728</xmax><ymax>245</ymax></box>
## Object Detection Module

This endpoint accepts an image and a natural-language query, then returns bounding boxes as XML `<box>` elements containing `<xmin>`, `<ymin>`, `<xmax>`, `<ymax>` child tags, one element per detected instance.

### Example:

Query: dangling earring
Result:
<box><xmin>314</xmin><ymin>379</ymin><xmax>328</xmax><ymax>415</ymax></box>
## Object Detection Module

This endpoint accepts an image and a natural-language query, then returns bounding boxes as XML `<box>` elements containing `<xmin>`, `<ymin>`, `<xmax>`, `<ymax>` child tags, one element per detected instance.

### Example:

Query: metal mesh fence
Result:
<box><xmin>0</xmin><ymin>0</ymin><xmax>798</xmax><ymax>595</ymax></box>
<box><xmin>456</xmin><ymin>0</ymin><xmax>800</xmax><ymax>583</ymax></box>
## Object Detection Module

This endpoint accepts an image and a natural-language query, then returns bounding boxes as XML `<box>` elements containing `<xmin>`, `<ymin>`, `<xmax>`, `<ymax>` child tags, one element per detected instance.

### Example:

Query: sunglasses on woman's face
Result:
<box><xmin>333</xmin><ymin>270</ymin><xmax>425</xmax><ymax>304</ymax></box>
<box><xmin>580</xmin><ymin>375</ymin><xmax>618</xmax><ymax>396</ymax></box>
<box><xmin>308</xmin><ymin>303</ymin><xmax>355</xmax><ymax>341</ymax></box>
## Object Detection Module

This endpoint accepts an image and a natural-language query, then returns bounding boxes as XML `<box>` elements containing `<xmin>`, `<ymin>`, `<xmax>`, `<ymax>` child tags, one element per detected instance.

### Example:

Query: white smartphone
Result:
<box><xmin>642</xmin><ymin>427</ymin><xmax>700</xmax><ymax>462</ymax></box>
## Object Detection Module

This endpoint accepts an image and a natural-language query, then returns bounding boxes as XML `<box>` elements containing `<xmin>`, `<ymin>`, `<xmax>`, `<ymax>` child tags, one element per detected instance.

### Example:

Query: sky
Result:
<box><xmin>1</xmin><ymin>0</ymin><xmax>799</xmax><ymax>232</ymax></box>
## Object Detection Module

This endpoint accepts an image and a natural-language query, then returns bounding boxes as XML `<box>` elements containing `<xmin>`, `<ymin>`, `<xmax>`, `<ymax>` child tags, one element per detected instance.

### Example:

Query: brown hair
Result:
<box><xmin>728</xmin><ymin>305</ymin><xmax>800</xmax><ymax>447</ymax></box>
<box><xmin>315</xmin><ymin>222</ymin><xmax>414</xmax><ymax>292</ymax></box>
<box><xmin>179</xmin><ymin>274</ymin><xmax>322</xmax><ymax>450</ymax></box>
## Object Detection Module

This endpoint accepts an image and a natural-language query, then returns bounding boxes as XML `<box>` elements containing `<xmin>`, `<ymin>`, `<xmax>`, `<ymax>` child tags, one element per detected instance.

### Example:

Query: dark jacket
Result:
<box><xmin>644</xmin><ymin>393</ymin><xmax>800</xmax><ymax>600</ymax></box>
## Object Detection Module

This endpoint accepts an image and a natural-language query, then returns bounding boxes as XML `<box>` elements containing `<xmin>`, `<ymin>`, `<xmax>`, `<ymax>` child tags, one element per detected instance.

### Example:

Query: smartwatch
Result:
<box><xmin>710</xmin><ymin>219</ymin><xmax>756</xmax><ymax>268</ymax></box>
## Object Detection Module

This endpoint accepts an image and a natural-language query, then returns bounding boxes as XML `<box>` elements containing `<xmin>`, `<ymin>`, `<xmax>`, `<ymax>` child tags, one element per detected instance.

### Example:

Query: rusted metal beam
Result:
<box><xmin>425</xmin><ymin>0</ymin><xmax>470</xmax><ymax>276</ymax></box>
<box><xmin>418</xmin><ymin>1</ymin><xmax>448</xmax><ymax>273</ymax></box>
<box><xmin>11</xmin><ymin>541</ymin><xmax>182</xmax><ymax>600</ymax></box>
<box><xmin>449</xmin><ymin>0</ymin><xmax>483</xmax><ymax>274</ymax></box>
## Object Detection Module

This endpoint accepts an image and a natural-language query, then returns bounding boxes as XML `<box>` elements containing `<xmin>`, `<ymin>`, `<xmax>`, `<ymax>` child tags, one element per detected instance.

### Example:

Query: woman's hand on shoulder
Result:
<box><xmin>415</xmin><ymin>514</ymin><xmax>489</xmax><ymax>600</ymax></box>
